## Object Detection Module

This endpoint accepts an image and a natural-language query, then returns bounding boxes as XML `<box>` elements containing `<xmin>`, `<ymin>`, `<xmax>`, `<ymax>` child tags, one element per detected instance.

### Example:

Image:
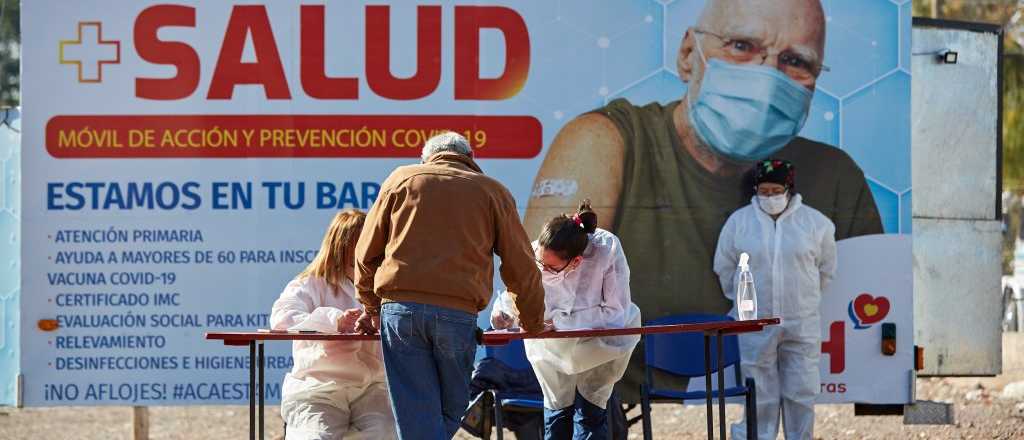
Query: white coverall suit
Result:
<box><xmin>270</xmin><ymin>276</ymin><xmax>396</xmax><ymax>440</ymax></box>
<box><xmin>498</xmin><ymin>228</ymin><xmax>641</xmax><ymax>410</ymax></box>
<box><xmin>714</xmin><ymin>194</ymin><xmax>837</xmax><ymax>440</ymax></box>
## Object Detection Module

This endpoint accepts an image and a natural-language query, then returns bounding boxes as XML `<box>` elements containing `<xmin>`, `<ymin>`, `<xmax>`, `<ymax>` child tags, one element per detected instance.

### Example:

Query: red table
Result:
<box><xmin>207</xmin><ymin>318</ymin><xmax>779</xmax><ymax>440</ymax></box>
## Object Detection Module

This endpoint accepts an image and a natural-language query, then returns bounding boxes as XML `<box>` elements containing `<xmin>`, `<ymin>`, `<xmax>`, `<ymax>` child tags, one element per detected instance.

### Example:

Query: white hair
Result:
<box><xmin>422</xmin><ymin>131</ymin><xmax>473</xmax><ymax>162</ymax></box>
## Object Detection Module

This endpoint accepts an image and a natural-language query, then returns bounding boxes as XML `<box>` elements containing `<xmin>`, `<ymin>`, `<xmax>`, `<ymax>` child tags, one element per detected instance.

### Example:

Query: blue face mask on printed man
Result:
<box><xmin>686</xmin><ymin>33</ymin><xmax>814</xmax><ymax>163</ymax></box>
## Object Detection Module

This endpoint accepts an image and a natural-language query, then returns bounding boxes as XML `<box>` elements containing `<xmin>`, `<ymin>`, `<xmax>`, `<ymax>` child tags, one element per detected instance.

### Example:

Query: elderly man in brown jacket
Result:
<box><xmin>354</xmin><ymin>131</ymin><xmax>546</xmax><ymax>440</ymax></box>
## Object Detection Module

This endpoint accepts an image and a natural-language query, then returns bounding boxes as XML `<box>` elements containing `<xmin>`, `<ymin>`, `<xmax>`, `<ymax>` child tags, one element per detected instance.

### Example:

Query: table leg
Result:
<box><xmin>747</xmin><ymin>377</ymin><xmax>758</xmax><ymax>440</ymax></box>
<box><xmin>704</xmin><ymin>334</ymin><xmax>713</xmax><ymax>440</ymax></box>
<box><xmin>259</xmin><ymin>341</ymin><xmax>265</xmax><ymax>440</ymax></box>
<box><xmin>717</xmin><ymin>332</ymin><xmax>726</xmax><ymax>440</ymax></box>
<box><xmin>249</xmin><ymin>341</ymin><xmax>255</xmax><ymax>440</ymax></box>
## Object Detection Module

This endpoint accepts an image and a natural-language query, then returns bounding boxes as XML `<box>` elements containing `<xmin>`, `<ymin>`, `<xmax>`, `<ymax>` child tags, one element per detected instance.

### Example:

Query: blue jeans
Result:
<box><xmin>379</xmin><ymin>301</ymin><xmax>478</xmax><ymax>440</ymax></box>
<box><xmin>543</xmin><ymin>391</ymin><xmax>608</xmax><ymax>440</ymax></box>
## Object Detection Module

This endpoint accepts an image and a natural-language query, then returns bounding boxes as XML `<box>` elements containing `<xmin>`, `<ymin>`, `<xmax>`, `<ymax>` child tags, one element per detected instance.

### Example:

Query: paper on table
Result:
<box><xmin>485</xmin><ymin>326</ymin><xmax>599</xmax><ymax>334</ymax></box>
<box><xmin>258</xmin><ymin>328</ymin><xmax>322</xmax><ymax>334</ymax></box>
<box><xmin>487</xmin><ymin>328</ymin><xmax>523</xmax><ymax>333</ymax></box>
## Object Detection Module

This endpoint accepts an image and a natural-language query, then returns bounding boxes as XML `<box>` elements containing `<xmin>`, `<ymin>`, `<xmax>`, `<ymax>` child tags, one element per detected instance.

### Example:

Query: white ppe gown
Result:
<box><xmin>714</xmin><ymin>194</ymin><xmax>837</xmax><ymax>440</ymax></box>
<box><xmin>270</xmin><ymin>277</ymin><xmax>396</xmax><ymax>440</ymax></box>
<box><xmin>499</xmin><ymin>229</ymin><xmax>641</xmax><ymax>410</ymax></box>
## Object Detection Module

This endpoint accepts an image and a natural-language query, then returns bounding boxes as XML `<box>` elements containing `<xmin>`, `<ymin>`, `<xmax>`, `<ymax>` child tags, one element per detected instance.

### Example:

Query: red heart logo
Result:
<box><xmin>853</xmin><ymin>294</ymin><xmax>890</xmax><ymax>325</ymax></box>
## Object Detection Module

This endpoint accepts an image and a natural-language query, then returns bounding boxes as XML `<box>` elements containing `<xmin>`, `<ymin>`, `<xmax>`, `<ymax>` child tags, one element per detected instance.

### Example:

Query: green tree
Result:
<box><xmin>0</xmin><ymin>0</ymin><xmax>18</xmax><ymax>107</ymax></box>
<box><xmin>913</xmin><ymin>0</ymin><xmax>1020</xmax><ymax>23</ymax></box>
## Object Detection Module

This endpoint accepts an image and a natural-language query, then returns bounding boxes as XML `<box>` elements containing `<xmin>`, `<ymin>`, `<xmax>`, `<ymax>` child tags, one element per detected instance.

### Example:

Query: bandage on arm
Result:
<box><xmin>521</xmin><ymin>113</ymin><xmax>624</xmax><ymax>237</ymax></box>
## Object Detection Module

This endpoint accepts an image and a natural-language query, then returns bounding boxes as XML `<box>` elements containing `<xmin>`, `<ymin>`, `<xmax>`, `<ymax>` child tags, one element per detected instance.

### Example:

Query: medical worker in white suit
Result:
<box><xmin>270</xmin><ymin>210</ymin><xmax>397</xmax><ymax>440</ymax></box>
<box><xmin>493</xmin><ymin>200</ymin><xmax>641</xmax><ymax>440</ymax></box>
<box><xmin>714</xmin><ymin>159</ymin><xmax>837</xmax><ymax>440</ymax></box>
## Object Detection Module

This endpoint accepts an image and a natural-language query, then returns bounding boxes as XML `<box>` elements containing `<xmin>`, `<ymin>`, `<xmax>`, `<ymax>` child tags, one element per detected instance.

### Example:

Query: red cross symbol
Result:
<box><xmin>60</xmin><ymin>22</ymin><xmax>121</xmax><ymax>83</ymax></box>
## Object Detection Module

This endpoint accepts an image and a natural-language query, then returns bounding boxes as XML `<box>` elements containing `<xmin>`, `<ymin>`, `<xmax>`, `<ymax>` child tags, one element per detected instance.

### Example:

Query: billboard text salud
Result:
<box><xmin>20</xmin><ymin>0</ymin><xmax>912</xmax><ymax>406</ymax></box>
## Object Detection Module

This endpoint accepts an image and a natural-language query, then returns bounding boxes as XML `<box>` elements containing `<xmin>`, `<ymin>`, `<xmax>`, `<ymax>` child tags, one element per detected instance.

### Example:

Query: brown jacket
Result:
<box><xmin>354</xmin><ymin>153</ymin><xmax>545</xmax><ymax>332</ymax></box>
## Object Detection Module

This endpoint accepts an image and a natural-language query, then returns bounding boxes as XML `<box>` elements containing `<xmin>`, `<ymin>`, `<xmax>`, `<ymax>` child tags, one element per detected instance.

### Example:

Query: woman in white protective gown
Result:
<box><xmin>714</xmin><ymin>159</ymin><xmax>837</xmax><ymax>440</ymax></box>
<box><xmin>492</xmin><ymin>200</ymin><xmax>641</xmax><ymax>440</ymax></box>
<box><xmin>270</xmin><ymin>210</ymin><xmax>397</xmax><ymax>440</ymax></box>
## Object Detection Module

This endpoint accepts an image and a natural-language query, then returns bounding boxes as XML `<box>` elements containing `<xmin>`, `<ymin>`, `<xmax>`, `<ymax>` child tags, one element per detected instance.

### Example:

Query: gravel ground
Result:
<box><xmin>3</xmin><ymin>334</ymin><xmax>1022</xmax><ymax>440</ymax></box>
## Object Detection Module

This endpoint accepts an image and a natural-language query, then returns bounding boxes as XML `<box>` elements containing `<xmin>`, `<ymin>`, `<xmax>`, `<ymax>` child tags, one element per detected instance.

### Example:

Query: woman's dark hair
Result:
<box><xmin>538</xmin><ymin>200</ymin><xmax>598</xmax><ymax>260</ymax></box>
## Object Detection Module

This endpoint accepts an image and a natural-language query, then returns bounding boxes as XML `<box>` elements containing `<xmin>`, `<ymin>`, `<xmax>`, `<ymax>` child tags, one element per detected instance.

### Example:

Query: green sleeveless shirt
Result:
<box><xmin>594</xmin><ymin>98</ymin><xmax>883</xmax><ymax>402</ymax></box>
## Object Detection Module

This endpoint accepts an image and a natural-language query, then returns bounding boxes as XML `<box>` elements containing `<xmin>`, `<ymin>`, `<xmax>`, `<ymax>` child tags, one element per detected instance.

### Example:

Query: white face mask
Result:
<box><xmin>757</xmin><ymin>192</ymin><xmax>789</xmax><ymax>216</ymax></box>
<box><xmin>538</xmin><ymin>257</ymin><xmax>579</xmax><ymax>285</ymax></box>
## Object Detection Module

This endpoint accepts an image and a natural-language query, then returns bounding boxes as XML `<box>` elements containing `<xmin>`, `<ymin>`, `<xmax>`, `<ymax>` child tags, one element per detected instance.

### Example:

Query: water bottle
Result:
<box><xmin>736</xmin><ymin>253</ymin><xmax>758</xmax><ymax>321</ymax></box>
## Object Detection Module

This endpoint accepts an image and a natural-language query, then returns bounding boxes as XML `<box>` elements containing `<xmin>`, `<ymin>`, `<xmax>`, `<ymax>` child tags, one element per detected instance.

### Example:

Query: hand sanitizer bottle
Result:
<box><xmin>736</xmin><ymin>253</ymin><xmax>758</xmax><ymax>321</ymax></box>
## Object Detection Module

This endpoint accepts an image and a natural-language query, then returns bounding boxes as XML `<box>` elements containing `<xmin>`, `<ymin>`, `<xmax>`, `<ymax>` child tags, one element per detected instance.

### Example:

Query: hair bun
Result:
<box><xmin>538</xmin><ymin>200</ymin><xmax>596</xmax><ymax>260</ymax></box>
<box><xmin>577</xmin><ymin>199</ymin><xmax>598</xmax><ymax>234</ymax></box>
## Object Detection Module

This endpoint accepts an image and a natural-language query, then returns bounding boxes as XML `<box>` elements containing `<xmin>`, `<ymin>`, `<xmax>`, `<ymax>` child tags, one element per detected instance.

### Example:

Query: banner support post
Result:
<box><xmin>132</xmin><ymin>406</ymin><xmax>150</xmax><ymax>440</ymax></box>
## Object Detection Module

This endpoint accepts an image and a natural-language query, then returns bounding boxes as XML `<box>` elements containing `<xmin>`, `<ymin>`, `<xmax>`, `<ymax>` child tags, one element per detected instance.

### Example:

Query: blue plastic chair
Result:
<box><xmin>640</xmin><ymin>314</ymin><xmax>757</xmax><ymax>440</ymax></box>
<box><xmin>483</xmin><ymin>338</ymin><xmax>545</xmax><ymax>440</ymax></box>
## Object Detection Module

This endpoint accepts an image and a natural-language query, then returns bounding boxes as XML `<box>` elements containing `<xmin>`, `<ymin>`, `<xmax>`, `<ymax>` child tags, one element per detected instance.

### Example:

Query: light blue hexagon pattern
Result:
<box><xmin>0</xmin><ymin>108</ymin><xmax>19</xmax><ymax>406</ymax></box>
<box><xmin>819</xmin><ymin>0</ymin><xmax>900</xmax><ymax>97</ymax></box>
<box><xmin>609</xmin><ymin>69</ymin><xmax>687</xmax><ymax>107</ymax></box>
<box><xmin>899</xmin><ymin>0</ymin><xmax>912</xmax><ymax>71</ymax></box>
<box><xmin>663</xmin><ymin>0</ymin><xmax>704</xmax><ymax>74</ymax></box>
<box><xmin>900</xmin><ymin>190</ymin><xmax>912</xmax><ymax>234</ymax></box>
<box><xmin>498</xmin><ymin>0</ymin><xmax>906</xmax><ymax>235</ymax></box>
<box><xmin>803</xmin><ymin>90</ymin><xmax>842</xmax><ymax>148</ymax></box>
<box><xmin>841</xmin><ymin>71</ymin><xmax>911</xmax><ymax>193</ymax></box>
<box><xmin>573</xmin><ymin>0</ymin><xmax>909</xmax><ymax>233</ymax></box>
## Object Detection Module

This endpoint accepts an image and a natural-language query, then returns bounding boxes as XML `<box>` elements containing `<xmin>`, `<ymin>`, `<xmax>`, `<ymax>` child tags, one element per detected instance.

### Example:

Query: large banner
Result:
<box><xmin>20</xmin><ymin>0</ymin><xmax>911</xmax><ymax>406</ymax></box>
